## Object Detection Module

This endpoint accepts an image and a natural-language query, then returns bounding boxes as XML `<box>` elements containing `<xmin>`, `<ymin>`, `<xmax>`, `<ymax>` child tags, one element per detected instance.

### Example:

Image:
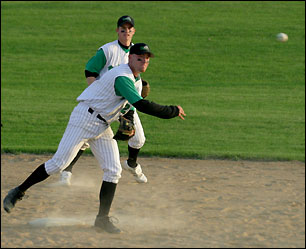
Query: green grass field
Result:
<box><xmin>1</xmin><ymin>1</ymin><xmax>305</xmax><ymax>161</ymax></box>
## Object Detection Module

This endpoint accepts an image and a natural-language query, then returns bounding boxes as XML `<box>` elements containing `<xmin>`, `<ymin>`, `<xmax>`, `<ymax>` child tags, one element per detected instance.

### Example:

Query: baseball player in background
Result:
<box><xmin>59</xmin><ymin>15</ymin><xmax>148</xmax><ymax>186</ymax></box>
<box><xmin>3</xmin><ymin>43</ymin><xmax>186</xmax><ymax>233</ymax></box>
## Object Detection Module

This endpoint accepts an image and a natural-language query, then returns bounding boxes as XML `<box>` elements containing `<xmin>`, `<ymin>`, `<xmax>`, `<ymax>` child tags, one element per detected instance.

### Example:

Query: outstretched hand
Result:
<box><xmin>177</xmin><ymin>106</ymin><xmax>186</xmax><ymax>120</ymax></box>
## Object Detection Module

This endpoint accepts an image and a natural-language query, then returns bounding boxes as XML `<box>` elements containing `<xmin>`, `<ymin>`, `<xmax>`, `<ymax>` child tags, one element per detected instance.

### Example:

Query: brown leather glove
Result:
<box><xmin>141</xmin><ymin>80</ymin><xmax>150</xmax><ymax>98</ymax></box>
<box><xmin>113</xmin><ymin>110</ymin><xmax>135</xmax><ymax>141</ymax></box>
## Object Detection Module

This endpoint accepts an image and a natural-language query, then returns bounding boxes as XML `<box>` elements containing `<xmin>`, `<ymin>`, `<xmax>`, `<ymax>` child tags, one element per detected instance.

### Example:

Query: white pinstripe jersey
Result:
<box><xmin>77</xmin><ymin>64</ymin><xmax>142</xmax><ymax>123</ymax></box>
<box><xmin>97</xmin><ymin>40</ymin><xmax>132</xmax><ymax>80</ymax></box>
<box><xmin>96</xmin><ymin>40</ymin><xmax>142</xmax><ymax>96</ymax></box>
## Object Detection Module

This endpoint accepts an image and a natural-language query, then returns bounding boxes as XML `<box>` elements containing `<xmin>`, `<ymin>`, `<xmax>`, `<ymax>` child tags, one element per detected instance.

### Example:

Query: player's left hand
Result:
<box><xmin>113</xmin><ymin>111</ymin><xmax>135</xmax><ymax>141</ymax></box>
<box><xmin>141</xmin><ymin>80</ymin><xmax>150</xmax><ymax>98</ymax></box>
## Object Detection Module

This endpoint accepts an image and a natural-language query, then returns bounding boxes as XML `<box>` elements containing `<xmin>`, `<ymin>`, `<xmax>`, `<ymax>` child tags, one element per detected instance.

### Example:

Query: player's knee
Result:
<box><xmin>139</xmin><ymin>135</ymin><xmax>146</xmax><ymax>148</ymax></box>
<box><xmin>103</xmin><ymin>167</ymin><xmax>122</xmax><ymax>184</ymax></box>
<box><xmin>129</xmin><ymin>135</ymin><xmax>146</xmax><ymax>149</ymax></box>
<box><xmin>44</xmin><ymin>159</ymin><xmax>67</xmax><ymax>175</ymax></box>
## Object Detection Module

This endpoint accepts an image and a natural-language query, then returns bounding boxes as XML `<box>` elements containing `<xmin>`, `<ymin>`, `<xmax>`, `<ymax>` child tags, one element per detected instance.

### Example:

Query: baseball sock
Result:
<box><xmin>97</xmin><ymin>181</ymin><xmax>117</xmax><ymax>217</ymax></box>
<box><xmin>127</xmin><ymin>145</ymin><xmax>140</xmax><ymax>168</ymax></box>
<box><xmin>64</xmin><ymin>149</ymin><xmax>84</xmax><ymax>173</ymax></box>
<box><xmin>18</xmin><ymin>163</ymin><xmax>49</xmax><ymax>192</ymax></box>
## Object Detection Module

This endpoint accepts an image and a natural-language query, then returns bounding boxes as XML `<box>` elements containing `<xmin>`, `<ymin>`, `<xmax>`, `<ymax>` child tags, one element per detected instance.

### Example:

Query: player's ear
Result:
<box><xmin>130</xmin><ymin>27</ymin><xmax>135</xmax><ymax>36</ymax></box>
<box><xmin>128</xmin><ymin>54</ymin><xmax>133</xmax><ymax>61</ymax></box>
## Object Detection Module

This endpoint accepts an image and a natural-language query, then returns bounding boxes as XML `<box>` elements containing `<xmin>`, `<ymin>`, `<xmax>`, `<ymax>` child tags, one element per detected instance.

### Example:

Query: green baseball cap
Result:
<box><xmin>130</xmin><ymin>43</ymin><xmax>154</xmax><ymax>58</ymax></box>
<box><xmin>117</xmin><ymin>15</ymin><xmax>134</xmax><ymax>27</ymax></box>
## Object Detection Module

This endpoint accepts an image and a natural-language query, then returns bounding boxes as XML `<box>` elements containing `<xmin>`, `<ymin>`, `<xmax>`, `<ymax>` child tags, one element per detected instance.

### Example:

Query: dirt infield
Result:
<box><xmin>1</xmin><ymin>153</ymin><xmax>305</xmax><ymax>248</ymax></box>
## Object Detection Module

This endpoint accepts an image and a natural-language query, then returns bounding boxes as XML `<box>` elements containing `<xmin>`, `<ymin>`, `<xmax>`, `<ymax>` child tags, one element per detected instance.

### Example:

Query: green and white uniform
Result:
<box><xmin>78</xmin><ymin>64</ymin><xmax>142</xmax><ymax>123</ymax></box>
<box><xmin>46</xmin><ymin>64</ymin><xmax>141</xmax><ymax>183</ymax></box>
<box><xmin>44</xmin><ymin>63</ymin><xmax>179</xmax><ymax>184</ymax></box>
<box><xmin>85</xmin><ymin>40</ymin><xmax>145</xmax><ymax>149</ymax></box>
<box><xmin>86</xmin><ymin>40</ymin><xmax>131</xmax><ymax>79</ymax></box>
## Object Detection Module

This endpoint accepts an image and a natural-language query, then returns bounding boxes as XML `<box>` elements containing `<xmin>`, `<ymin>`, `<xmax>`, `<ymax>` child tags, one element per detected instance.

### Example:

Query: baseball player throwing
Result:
<box><xmin>59</xmin><ymin>15</ymin><xmax>148</xmax><ymax>186</ymax></box>
<box><xmin>3</xmin><ymin>43</ymin><xmax>186</xmax><ymax>234</ymax></box>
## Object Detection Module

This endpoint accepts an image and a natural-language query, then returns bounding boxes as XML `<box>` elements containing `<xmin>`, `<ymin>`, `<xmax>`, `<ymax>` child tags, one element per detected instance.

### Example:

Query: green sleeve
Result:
<box><xmin>114</xmin><ymin>76</ymin><xmax>143</xmax><ymax>104</ymax></box>
<box><xmin>85</xmin><ymin>49</ymin><xmax>107</xmax><ymax>73</ymax></box>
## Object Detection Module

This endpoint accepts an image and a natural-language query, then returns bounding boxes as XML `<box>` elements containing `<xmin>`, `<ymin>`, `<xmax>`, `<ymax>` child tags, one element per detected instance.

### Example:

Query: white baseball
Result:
<box><xmin>276</xmin><ymin>33</ymin><xmax>288</xmax><ymax>42</ymax></box>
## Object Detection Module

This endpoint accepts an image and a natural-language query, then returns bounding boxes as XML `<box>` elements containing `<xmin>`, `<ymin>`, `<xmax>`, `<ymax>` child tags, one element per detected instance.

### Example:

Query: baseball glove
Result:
<box><xmin>141</xmin><ymin>79</ymin><xmax>150</xmax><ymax>98</ymax></box>
<box><xmin>113</xmin><ymin>110</ymin><xmax>135</xmax><ymax>141</ymax></box>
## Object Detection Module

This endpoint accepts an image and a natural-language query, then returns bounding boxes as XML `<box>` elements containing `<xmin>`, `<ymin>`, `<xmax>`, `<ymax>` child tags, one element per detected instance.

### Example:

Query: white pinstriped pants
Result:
<box><xmin>45</xmin><ymin>102</ymin><xmax>122</xmax><ymax>183</ymax></box>
<box><xmin>128</xmin><ymin>111</ymin><xmax>146</xmax><ymax>149</ymax></box>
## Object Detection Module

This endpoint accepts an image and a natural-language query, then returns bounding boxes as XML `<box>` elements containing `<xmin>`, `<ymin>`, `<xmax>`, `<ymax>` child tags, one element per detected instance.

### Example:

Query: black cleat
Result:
<box><xmin>94</xmin><ymin>215</ymin><xmax>121</xmax><ymax>234</ymax></box>
<box><xmin>3</xmin><ymin>187</ymin><xmax>25</xmax><ymax>213</ymax></box>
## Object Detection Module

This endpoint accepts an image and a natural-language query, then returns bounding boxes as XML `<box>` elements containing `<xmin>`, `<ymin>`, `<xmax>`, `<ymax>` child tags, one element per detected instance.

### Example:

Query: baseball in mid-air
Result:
<box><xmin>276</xmin><ymin>33</ymin><xmax>288</xmax><ymax>42</ymax></box>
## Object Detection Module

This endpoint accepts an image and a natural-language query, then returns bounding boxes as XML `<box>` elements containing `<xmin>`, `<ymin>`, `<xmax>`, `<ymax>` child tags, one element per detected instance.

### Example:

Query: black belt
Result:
<box><xmin>88</xmin><ymin>108</ymin><xmax>107</xmax><ymax>123</ymax></box>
